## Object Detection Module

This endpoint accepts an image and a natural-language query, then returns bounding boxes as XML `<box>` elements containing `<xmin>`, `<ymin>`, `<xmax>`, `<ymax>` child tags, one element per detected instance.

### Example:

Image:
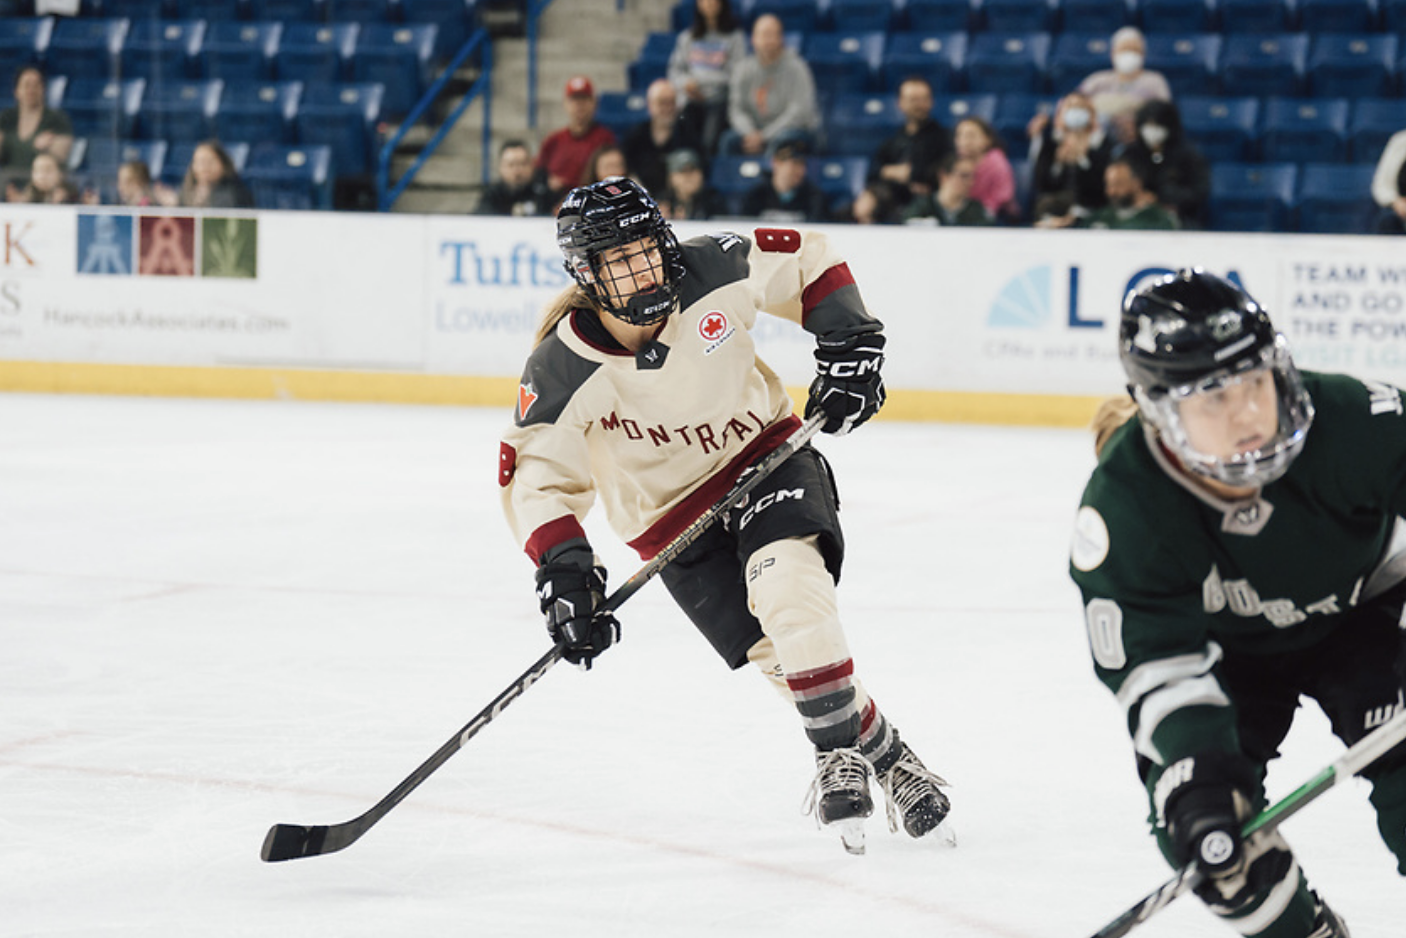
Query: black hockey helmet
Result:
<box><xmin>1120</xmin><ymin>268</ymin><xmax>1314</xmax><ymax>488</ymax></box>
<box><xmin>556</xmin><ymin>176</ymin><xmax>684</xmax><ymax>327</ymax></box>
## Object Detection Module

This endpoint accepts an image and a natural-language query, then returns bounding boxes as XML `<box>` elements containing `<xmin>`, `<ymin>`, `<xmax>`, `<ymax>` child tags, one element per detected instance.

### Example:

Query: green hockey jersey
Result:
<box><xmin>1070</xmin><ymin>371</ymin><xmax>1406</xmax><ymax>769</ymax></box>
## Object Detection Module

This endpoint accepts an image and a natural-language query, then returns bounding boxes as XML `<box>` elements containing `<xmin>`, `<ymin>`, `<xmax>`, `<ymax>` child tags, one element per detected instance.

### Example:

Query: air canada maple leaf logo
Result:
<box><xmin>518</xmin><ymin>383</ymin><xmax>539</xmax><ymax>417</ymax></box>
<box><xmin>699</xmin><ymin>311</ymin><xmax>728</xmax><ymax>341</ymax></box>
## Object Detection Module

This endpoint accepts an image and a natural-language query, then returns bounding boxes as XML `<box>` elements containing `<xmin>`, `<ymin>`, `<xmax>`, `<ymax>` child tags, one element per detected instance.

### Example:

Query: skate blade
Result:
<box><xmin>837</xmin><ymin>817</ymin><xmax>866</xmax><ymax>855</ymax></box>
<box><xmin>930</xmin><ymin>819</ymin><xmax>957</xmax><ymax>848</ymax></box>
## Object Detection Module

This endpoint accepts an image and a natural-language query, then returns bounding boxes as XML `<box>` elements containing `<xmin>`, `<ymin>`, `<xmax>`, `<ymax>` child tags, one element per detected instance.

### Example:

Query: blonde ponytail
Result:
<box><xmin>533</xmin><ymin>285</ymin><xmax>594</xmax><ymax>347</ymax></box>
<box><xmin>1092</xmin><ymin>395</ymin><xmax>1139</xmax><ymax>457</ymax></box>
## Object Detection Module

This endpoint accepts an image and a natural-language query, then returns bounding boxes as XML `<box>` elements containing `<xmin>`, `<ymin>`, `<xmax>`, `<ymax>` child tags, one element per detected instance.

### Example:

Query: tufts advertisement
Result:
<box><xmin>3</xmin><ymin>207</ymin><xmax>1406</xmax><ymax>414</ymax></box>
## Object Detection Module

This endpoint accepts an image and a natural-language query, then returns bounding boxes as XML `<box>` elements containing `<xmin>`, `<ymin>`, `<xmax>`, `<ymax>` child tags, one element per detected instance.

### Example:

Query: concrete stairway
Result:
<box><xmin>385</xmin><ymin>0</ymin><xmax>673</xmax><ymax>214</ymax></box>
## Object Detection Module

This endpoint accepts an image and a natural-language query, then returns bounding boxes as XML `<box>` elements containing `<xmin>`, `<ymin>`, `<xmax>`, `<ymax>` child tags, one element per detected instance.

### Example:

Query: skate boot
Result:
<box><xmin>802</xmin><ymin>747</ymin><xmax>874</xmax><ymax>855</ymax></box>
<box><xmin>1307</xmin><ymin>893</ymin><xmax>1351</xmax><ymax>938</ymax></box>
<box><xmin>877</xmin><ymin>742</ymin><xmax>954</xmax><ymax>843</ymax></box>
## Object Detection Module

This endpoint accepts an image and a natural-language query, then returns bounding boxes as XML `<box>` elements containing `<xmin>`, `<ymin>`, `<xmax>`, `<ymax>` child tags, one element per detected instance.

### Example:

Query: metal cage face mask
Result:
<box><xmin>588</xmin><ymin>237</ymin><xmax>675</xmax><ymax>327</ymax></box>
<box><xmin>1135</xmin><ymin>336</ymin><xmax>1315</xmax><ymax>489</ymax></box>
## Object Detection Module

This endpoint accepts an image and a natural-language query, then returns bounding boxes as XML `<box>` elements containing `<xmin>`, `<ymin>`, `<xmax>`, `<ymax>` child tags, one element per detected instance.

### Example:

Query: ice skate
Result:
<box><xmin>877</xmin><ymin>742</ymin><xmax>954</xmax><ymax>845</ymax></box>
<box><xmin>802</xmin><ymin>747</ymin><xmax>874</xmax><ymax>855</ymax></box>
<box><xmin>1307</xmin><ymin>893</ymin><xmax>1351</xmax><ymax>938</ymax></box>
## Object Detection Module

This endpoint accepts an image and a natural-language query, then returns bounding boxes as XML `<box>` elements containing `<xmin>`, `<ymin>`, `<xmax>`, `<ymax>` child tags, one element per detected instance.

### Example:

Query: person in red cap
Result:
<box><xmin>535</xmin><ymin>75</ymin><xmax>617</xmax><ymax>210</ymax></box>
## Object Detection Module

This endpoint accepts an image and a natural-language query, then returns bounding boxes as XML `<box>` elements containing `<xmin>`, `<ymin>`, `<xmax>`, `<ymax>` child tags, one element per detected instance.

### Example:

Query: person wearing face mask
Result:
<box><xmin>1027</xmin><ymin>91</ymin><xmax>1115</xmax><ymax>227</ymax></box>
<box><xmin>1077</xmin><ymin>27</ymin><xmax>1172</xmax><ymax>146</ymax></box>
<box><xmin>1084</xmin><ymin>154</ymin><xmax>1178</xmax><ymax>230</ymax></box>
<box><xmin>1121</xmin><ymin>99</ymin><xmax>1211</xmax><ymax>229</ymax></box>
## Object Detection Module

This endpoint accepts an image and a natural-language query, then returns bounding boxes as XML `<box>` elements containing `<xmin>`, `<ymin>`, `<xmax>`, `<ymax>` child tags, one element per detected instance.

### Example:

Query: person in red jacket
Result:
<box><xmin>535</xmin><ymin>75</ymin><xmax>617</xmax><ymax>210</ymax></box>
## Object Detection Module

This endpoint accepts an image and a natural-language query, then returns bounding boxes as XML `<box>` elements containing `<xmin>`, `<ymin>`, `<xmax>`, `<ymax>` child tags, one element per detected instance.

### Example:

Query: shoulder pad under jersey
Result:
<box><xmin>515</xmin><ymin>327</ymin><xmax>602</xmax><ymax>428</ymax></box>
<box><xmin>677</xmin><ymin>233</ymin><xmax>751</xmax><ymax>308</ymax></box>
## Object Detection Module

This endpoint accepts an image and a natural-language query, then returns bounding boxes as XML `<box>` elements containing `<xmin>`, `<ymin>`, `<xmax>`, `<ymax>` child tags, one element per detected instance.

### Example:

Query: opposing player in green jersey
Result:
<box><xmin>1070</xmin><ymin>269</ymin><xmax>1406</xmax><ymax>938</ymax></box>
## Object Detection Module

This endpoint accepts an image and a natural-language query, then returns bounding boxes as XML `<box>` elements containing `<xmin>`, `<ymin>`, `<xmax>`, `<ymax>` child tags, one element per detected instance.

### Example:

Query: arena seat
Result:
<box><xmin>1297</xmin><ymin>0</ymin><xmax>1378</xmax><ymax>32</ymax></box>
<box><xmin>326</xmin><ymin>0</ymin><xmax>398</xmax><ymax>21</ymax></box>
<box><xmin>1217</xmin><ymin>0</ymin><xmax>1294</xmax><ymax>32</ymax></box>
<box><xmin>1177</xmin><ymin>94</ymin><xmax>1260</xmax><ymax>162</ymax></box>
<box><xmin>738</xmin><ymin>0</ymin><xmax>822</xmax><ymax>32</ymax></box>
<box><xmin>201</xmin><ymin>21</ymin><xmax>283</xmax><ymax>83</ymax></box>
<box><xmin>1295</xmin><ymin>162</ymin><xmax>1379</xmax><ymax>233</ymax></box>
<box><xmin>46</xmin><ymin>16</ymin><xmax>129</xmax><ymax>82</ymax></box>
<box><xmin>350</xmin><ymin>23</ymin><xmax>438</xmax><ymax>117</ymax></box>
<box><xmin>1046</xmin><ymin>32</ymin><xmax>1110</xmax><ymax>95</ymax></box>
<box><xmin>1143</xmin><ymin>33</ymin><xmax>1221</xmax><ymax>97</ymax></box>
<box><xmin>249</xmin><ymin>0</ymin><xmax>326</xmax><ymax>20</ymax></box>
<box><xmin>824</xmin><ymin>91</ymin><xmax>901</xmax><ymax>157</ymax></box>
<box><xmin>1207</xmin><ymin>162</ymin><xmax>1297</xmax><ymax>232</ymax></box>
<box><xmin>1138</xmin><ymin>0</ymin><xmax>1213</xmax><ymax>33</ymax></box>
<box><xmin>1059</xmin><ymin>0</ymin><xmax>1132</xmax><ymax>33</ymax></box>
<box><xmin>826</xmin><ymin>0</ymin><xmax>898</xmax><ymax>32</ymax></box>
<box><xmin>212</xmin><ymin>80</ymin><xmax>302</xmax><ymax>144</ymax></box>
<box><xmin>1348</xmin><ymin>97</ymin><xmax>1404</xmax><ymax>163</ymax></box>
<box><xmin>0</xmin><ymin>16</ymin><xmax>53</xmax><ymax>75</ymax></box>
<box><xmin>931</xmin><ymin>91</ymin><xmax>999</xmax><ymax>126</ymax></box>
<box><xmin>902</xmin><ymin>0</ymin><xmax>975</xmax><ymax>32</ymax></box>
<box><xmin>594</xmin><ymin>89</ymin><xmax>647</xmax><ymax>141</ymax></box>
<box><xmin>707</xmin><ymin>154</ymin><xmax>768</xmax><ymax>214</ymax></box>
<box><xmin>132</xmin><ymin>78</ymin><xmax>222</xmax><ymax>143</ymax></box>
<box><xmin>58</xmin><ymin>77</ymin><xmax>146</xmax><ymax>139</ymax></box>
<box><xmin>275</xmin><ymin>21</ymin><xmax>358</xmax><ymax>85</ymax></box>
<box><xmin>803</xmin><ymin>30</ymin><xmax>885</xmax><ymax>97</ymax></box>
<box><xmin>980</xmin><ymin>0</ymin><xmax>1055</xmax><ymax>32</ymax></box>
<box><xmin>1219</xmin><ymin>33</ymin><xmax>1308</xmax><ymax>98</ymax></box>
<box><xmin>243</xmin><ymin>142</ymin><xmax>333</xmax><ymax>209</ymax></box>
<box><xmin>294</xmin><ymin>80</ymin><xmax>383</xmax><ymax>176</ymax></box>
<box><xmin>810</xmin><ymin>154</ymin><xmax>868</xmax><ymax>210</ymax></box>
<box><xmin>1306</xmin><ymin>34</ymin><xmax>1397</xmax><ymax>99</ymax></box>
<box><xmin>878</xmin><ymin>31</ymin><xmax>966</xmax><ymax>93</ymax></box>
<box><xmin>628</xmin><ymin>31</ymin><xmax>674</xmax><ymax>92</ymax></box>
<box><xmin>120</xmin><ymin>19</ymin><xmax>205</xmax><ymax>84</ymax></box>
<box><xmin>1259</xmin><ymin>96</ymin><xmax>1350</xmax><ymax>164</ymax></box>
<box><xmin>964</xmin><ymin>32</ymin><xmax>1051</xmax><ymax>95</ymax></box>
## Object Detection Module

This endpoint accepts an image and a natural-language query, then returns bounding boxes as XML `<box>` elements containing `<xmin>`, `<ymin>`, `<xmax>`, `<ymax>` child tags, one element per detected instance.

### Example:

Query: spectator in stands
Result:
<box><xmin>1077</xmin><ymin>27</ymin><xmax>1171</xmax><ymax>146</ymax></box>
<box><xmin>658</xmin><ymin>147</ymin><xmax>723</xmax><ymax>220</ymax></box>
<box><xmin>668</xmin><ymin>0</ymin><xmax>748</xmax><ymax>158</ymax></box>
<box><xmin>739</xmin><ymin>139</ymin><xmax>828</xmax><ymax>222</ymax></box>
<box><xmin>1371</xmin><ymin>128</ymin><xmax>1406</xmax><ymax>235</ymax></box>
<box><xmin>14</xmin><ymin>150</ymin><xmax>82</xmax><ymax>204</ymax></box>
<box><xmin>623</xmin><ymin>78</ymin><xmax>703</xmax><ymax>198</ymax></box>
<box><xmin>847</xmin><ymin>181</ymin><xmax>901</xmax><ymax>224</ymax></box>
<box><xmin>1027</xmin><ymin>91</ymin><xmax>1113</xmax><ymax>226</ymax></box>
<box><xmin>536</xmin><ymin>75</ymin><xmax>617</xmax><ymax>209</ymax></box>
<box><xmin>870</xmin><ymin>75</ymin><xmax>952</xmax><ymax>213</ymax></box>
<box><xmin>720</xmin><ymin>14</ymin><xmax>821</xmax><ymax>157</ymax></box>
<box><xmin>902</xmin><ymin>155</ymin><xmax>992</xmax><ymax>226</ymax></box>
<box><xmin>954</xmin><ymin>116</ymin><xmax>1018</xmax><ymax>223</ymax></box>
<box><xmin>475</xmin><ymin>139</ymin><xmax>549</xmax><ymax>216</ymax></box>
<box><xmin>117</xmin><ymin>159</ymin><xmax>155</xmax><ymax>207</ymax></box>
<box><xmin>1081</xmin><ymin>154</ymin><xmax>1178</xmax><ymax>230</ymax></box>
<box><xmin>154</xmin><ymin>140</ymin><xmax>254</xmax><ymax>209</ymax></box>
<box><xmin>1120</xmin><ymin>99</ymin><xmax>1210</xmax><ymax>229</ymax></box>
<box><xmin>586</xmin><ymin>144</ymin><xmax>629</xmax><ymax>184</ymax></box>
<box><xmin>0</xmin><ymin>66</ymin><xmax>73</xmax><ymax>200</ymax></box>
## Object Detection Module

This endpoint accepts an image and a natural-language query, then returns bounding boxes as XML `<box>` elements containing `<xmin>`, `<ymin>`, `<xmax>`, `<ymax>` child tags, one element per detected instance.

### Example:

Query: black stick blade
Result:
<box><xmin>261</xmin><ymin>823</ymin><xmax>328</xmax><ymax>862</ymax></box>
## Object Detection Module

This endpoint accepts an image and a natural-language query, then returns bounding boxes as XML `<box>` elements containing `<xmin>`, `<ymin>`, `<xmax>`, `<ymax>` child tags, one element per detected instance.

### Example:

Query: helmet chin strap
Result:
<box><xmin>603</xmin><ymin>285</ymin><xmax>675</xmax><ymax>327</ymax></box>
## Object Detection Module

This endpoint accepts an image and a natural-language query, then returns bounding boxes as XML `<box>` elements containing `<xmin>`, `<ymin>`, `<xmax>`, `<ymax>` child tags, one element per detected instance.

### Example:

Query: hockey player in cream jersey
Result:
<box><xmin>499</xmin><ymin>177</ymin><xmax>950</xmax><ymax>853</ymax></box>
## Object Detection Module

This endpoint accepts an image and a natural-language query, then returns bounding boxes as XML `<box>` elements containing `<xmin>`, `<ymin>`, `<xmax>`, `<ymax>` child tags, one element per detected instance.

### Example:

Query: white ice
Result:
<box><xmin>1</xmin><ymin>393</ymin><xmax>1400</xmax><ymax>937</ymax></box>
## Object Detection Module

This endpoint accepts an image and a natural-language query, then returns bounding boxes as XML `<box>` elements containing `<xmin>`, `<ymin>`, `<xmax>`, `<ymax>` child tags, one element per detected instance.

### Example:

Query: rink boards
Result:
<box><xmin>0</xmin><ymin>206</ymin><xmax>1403</xmax><ymax>426</ymax></box>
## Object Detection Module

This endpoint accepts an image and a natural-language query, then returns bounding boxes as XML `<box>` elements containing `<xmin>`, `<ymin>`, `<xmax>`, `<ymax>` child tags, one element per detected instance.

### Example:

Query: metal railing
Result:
<box><xmin>375</xmin><ymin>29</ymin><xmax>493</xmax><ymax>212</ymax></box>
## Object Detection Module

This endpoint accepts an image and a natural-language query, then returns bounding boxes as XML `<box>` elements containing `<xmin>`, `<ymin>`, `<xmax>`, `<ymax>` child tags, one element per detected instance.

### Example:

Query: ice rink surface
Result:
<box><xmin>2</xmin><ymin>393</ymin><xmax>1401</xmax><ymax>937</ymax></box>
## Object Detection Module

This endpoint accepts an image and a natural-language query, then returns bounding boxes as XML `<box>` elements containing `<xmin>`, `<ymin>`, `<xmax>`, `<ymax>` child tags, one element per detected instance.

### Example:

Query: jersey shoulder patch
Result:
<box><xmin>516</xmin><ymin>329</ymin><xmax>601</xmax><ymax>427</ymax></box>
<box><xmin>1071</xmin><ymin>505</ymin><xmax>1111</xmax><ymax>572</ymax></box>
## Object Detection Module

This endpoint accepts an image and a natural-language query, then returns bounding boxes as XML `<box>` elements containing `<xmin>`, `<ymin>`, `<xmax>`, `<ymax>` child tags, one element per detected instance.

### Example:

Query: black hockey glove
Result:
<box><xmin>534</xmin><ymin>547</ymin><xmax>620</xmax><ymax>670</ymax></box>
<box><xmin>805</xmin><ymin>331</ymin><xmax>886</xmax><ymax>436</ymax></box>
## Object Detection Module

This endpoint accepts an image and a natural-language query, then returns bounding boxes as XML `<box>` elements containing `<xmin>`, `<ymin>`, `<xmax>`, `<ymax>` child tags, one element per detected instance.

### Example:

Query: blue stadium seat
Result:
<box><xmin>1144</xmin><ymin>33</ymin><xmax>1221</xmax><ymax>97</ymax></box>
<box><xmin>1138</xmin><ymin>0</ymin><xmax>1213</xmax><ymax>32</ymax></box>
<box><xmin>809</xmin><ymin>154</ymin><xmax>868</xmax><ymax>210</ymax></box>
<box><xmin>212</xmin><ymin>80</ymin><xmax>301</xmax><ymax>144</ymax></box>
<box><xmin>1177</xmin><ymin>94</ymin><xmax>1260</xmax><ymax>162</ymax></box>
<box><xmin>1295</xmin><ymin>162</ymin><xmax>1378</xmax><ymax>233</ymax></box>
<box><xmin>1059</xmin><ymin>0</ymin><xmax>1132</xmax><ymax>32</ymax></box>
<box><xmin>1307</xmin><ymin>35</ymin><xmax>1397</xmax><ymax>99</ymax></box>
<box><xmin>803</xmin><ymin>31</ymin><xmax>885</xmax><ymax>97</ymax></box>
<box><xmin>276</xmin><ymin>22</ymin><xmax>358</xmax><ymax>85</ymax></box>
<box><xmin>980</xmin><ymin>0</ymin><xmax>1055</xmax><ymax>32</ymax></box>
<box><xmin>1386</xmin><ymin>0</ymin><xmax>1406</xmax><ymax>30</ymax></box>
<box><xmin>103</xmin><ymin>0</ymin><xmax>171</xmax><ymax>18</ymax></box>
<box><xmin>879</xmin><ymin>31</ymin><xmax>967</xmax><ymax>94</ymax></box>
<box><xmin>350</xmin><ymin>23</ymin><xmax>437</xmax><ymax>117</ymax></box>
<box><xmin>71</xmin><ymin>137</ymin><xmax>166</xmax><ymax>190</ymax></box>
<box><xmin>1217</xmin><ymin>0</ymin><xmax>1294</xmax><ymax>31</ymax></box>
<box><xmin>965</xmin><ymin>32</ymin><xmax>1051</xmax><ymax>95</ymax></box>
<box><xmin>1298</xmin><ymin>0</ymin><xmax>1378</xmax><ymax>31</ymax></box>
<box><xmin>202</xmin><ymin>21</ymin><xmax>283</xmax><ymax>83</ymax></box>
<box><xmin>1348</xmin><ymin>97</ymin><xmax>1403</xmax><ymax>163</ymax></box>
<box><xmin>133</xmin><ymin>78</ymin><xmax>222</xmax><ymax>142</ymax></box>
<box><xmin>294</xmin><ymin>80</ymin><xmax>383</xmax><ymax>176</ymax></box>
<box><xmin>326</xmin><ymin>0</ymin><xmax>397</xmax><ymax>20</ymax></box>
<box><xmin>1208</xmin><ymin>162</ymin><xmax>1297</xmax><ymax>232</ymax></box>
<box><xmin>824</xmin><ymin>92</ymin><xmax>901</xmax><ymax>156</ymax></box>
<box><xmin>1219</xmin><ymin>34</ymin><xmax>1307</xmax><ymax>98</ymax></box>
<box><xmin>1047</xmin><ymin>33</ymin><xmax>1110</xmax><ymax>95</ymax></box>
<box><xmin>594</xmin><ymin>89</ymin><xmax>647</xmax><ymax>140</ymax></box>
<box><xmin>182</xmin><ymin>0</ymin><xmax>246</xmax><ymax>19</ymax></box>
<box><xmin>249</xmin><ymin>0</ymin><xmax>325</xmax><ymax>19</ymax></box>
<box><xmin>902</xmin><ymin>0</ymin><xmax>975</xmax><ymax>31</ymax></box>
<box><xmin>628</xmin><ymin>31</ymin><xmax>674</xmax><ymax>92</ymax></box>
<box><xmin>46</xmin><ymin>17</ymin><xmax>129</xmax><ymax>82</ymax></box>
<box><xmin>58</xmin><ymin>77</ymin><xmax>145</xmax><ymax>139</ymax></box>
<box><xmin>120</xmin><ymin>19</ymin><xmax>204</xmax><ymax>84</ymax></box>
<box><xmin>826</xmin><ymin>0</ymin><xmax>898</xmax><ymax>31</ymax></box>
<box><xmin>740</xmin><ymin>0</ymin><xmax>822</xmax><ymax>32</ymax></box>
<box><xmin>0</xmin><ymin>17</ymin><xmax>54</xmax><ymax>74</ymax></box>
<box><xmin>161</xmin><ymin>139</ymin><xmax>249</xmax><ymax>187</ymax></box>
<box><xmin>401</xmin><ymin>0</ymin><xmax>475</xmax><ymax>60</ymax></box>
<box><xmin>931</xmin><ymin>91</ymin><xmax>999</xmax><ymax>126</ymax></box>
<box><xmin>243</xmin><ymin>142</ymin><xmax>333</xmax><ymax>209</ymax></box>
<box><xmin>707</xmin><ymin>154</ymin><xmax>768</xmax><ymax>214</ymax></box>
<box><xmin>993</xmin><ymin>92</ymin><xmax>1057</xmax><ymax>146</ymax></box>
<box><xmin>1260</xmin><ymin>96</ymin><xmax>1350</xmax><ymax>163</ymax></box>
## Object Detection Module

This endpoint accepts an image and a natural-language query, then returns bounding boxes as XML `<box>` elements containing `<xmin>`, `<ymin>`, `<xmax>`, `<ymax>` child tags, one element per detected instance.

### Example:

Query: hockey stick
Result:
<box><xmin>1088</xmin><ymin>706</ymin><xmax>1406</xmax><ymax>938</ymax></box>
<box><xmin>260</xmin><ymin>413</ymin><xmax>826</xmax><ymax>862</ymax></box>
